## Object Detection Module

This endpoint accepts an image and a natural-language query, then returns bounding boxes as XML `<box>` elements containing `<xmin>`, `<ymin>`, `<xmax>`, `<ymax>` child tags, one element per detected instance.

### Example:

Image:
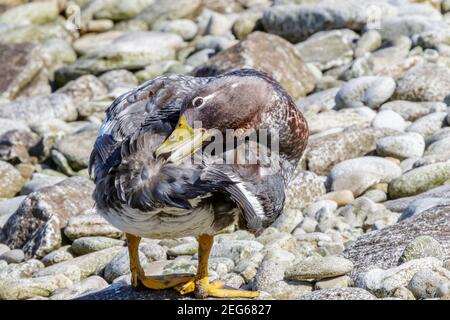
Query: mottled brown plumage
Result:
<box><xmin>89</xmin><ymin>69</ymin><xmax>308</xmax><ymax>238</ymax></box>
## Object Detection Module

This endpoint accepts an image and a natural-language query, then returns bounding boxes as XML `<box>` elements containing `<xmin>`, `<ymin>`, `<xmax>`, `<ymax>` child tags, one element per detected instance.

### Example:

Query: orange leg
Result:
<box><xmin>175</xmin><ymin>234</ymin><xmax>259</xmax><ymax>298</ymax></box>
<box><xmin>126</xmin><ymin>233</ymin><xmax>194</xmax><ymax>289</ymax></box>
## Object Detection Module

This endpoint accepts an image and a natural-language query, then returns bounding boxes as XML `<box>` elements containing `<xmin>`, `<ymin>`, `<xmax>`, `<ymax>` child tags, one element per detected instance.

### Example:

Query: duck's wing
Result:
<box><xmin>89</xmin><ymin>74</ymin><xmax>211</xmax><ymax>179</ymax></box>
<box><xmin>202</xmin><ymin>141</ymin><xmax>288</xmax><ymax>234</ymax></box>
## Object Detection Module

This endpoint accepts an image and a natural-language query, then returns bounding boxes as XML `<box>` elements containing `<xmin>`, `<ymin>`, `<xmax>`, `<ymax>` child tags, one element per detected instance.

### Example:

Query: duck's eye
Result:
<box><xmin>192</xmin><ymin>97</ymin><xmax>204</xmax><ymax>108</ymax></box>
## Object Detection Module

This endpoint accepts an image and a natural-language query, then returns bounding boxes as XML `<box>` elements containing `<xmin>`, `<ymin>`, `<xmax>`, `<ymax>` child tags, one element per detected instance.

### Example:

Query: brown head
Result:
<box><xmin>156</xmin><ymin>69</ymin><xmax>308</xmax><ymax>165</ymax></box>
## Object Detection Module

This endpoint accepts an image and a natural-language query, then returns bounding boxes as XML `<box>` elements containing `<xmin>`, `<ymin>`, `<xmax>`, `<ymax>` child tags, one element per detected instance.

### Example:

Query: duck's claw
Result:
<box><xmin>175</xmin><ymin>279</ymin><xmax>259</xmax><ymax>299</ymax></box>
<box><xmin>133</xmin><ymin>273</ymin><xmax>195</xmax><ymax>290</ymax></box>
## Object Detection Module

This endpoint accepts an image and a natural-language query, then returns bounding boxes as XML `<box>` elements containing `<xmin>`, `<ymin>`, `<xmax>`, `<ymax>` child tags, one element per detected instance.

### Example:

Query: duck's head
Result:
<box><xmin>155</xmin><ymin>69</ymin><xmax>296</xmax><ymax>164</ymax></box>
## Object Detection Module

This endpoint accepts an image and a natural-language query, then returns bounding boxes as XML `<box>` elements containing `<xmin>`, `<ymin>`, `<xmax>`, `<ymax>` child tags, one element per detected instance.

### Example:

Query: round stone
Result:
<box><xmin>399</xmin><ymin>236</ymin><xmax>445</xmax><ymax>264</ymax></box>
<box><xmin>376</xmin><ymin>133</ymin><xmax>425</xmax><ymax>160</ymax></box>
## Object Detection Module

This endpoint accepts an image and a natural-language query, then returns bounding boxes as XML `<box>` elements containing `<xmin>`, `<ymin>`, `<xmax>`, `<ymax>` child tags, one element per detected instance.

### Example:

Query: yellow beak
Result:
<box><xmin>155</xmin><ymin>115</ymin><xmax>209</xmax><ymax>164</ymax></box>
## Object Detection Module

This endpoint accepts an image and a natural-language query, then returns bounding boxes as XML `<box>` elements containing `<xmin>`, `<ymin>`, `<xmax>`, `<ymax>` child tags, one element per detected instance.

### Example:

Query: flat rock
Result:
<box><xmin>306</xmin><ymin>127</ymin><xmax>397</xmax><ymax>176</ymax></box>
<box><xmin>394</xmin><ymin>63</ymin><xmax>450</xmax><ymax>102</ymax></box>
<box><xmin>285</xmin><ymin>256</ymin><xmax>353</xmax><ymax>281</ymax></box>
<box><xmin>64</xmin><ymin>212</ymin><xmax>123</xmax><ymax>240</ymax></box>
<box><xmin>0</xmin><ymin>177</ymin><xmax>95</xmax><ymax>258</ymax></box>
<box><xmin>71</xmin><ymin>237</ymin><xmax>125</xmax><ymax>256</ymax></box>
<box><xmin>327</xmin><ymin>157</ymin><xmax>402</xmax><ymax>197</ymax></box>
<box><xmin>193</xmin><ymin>31</ymin><xmax>316</xmax><ymax>100</ymax></box>
<box><xmin>384</xmin><ymin>185</ymin><xmax>450</xmax><ymax>212</ymax></box>
<box><xmin>343</xmin><ymin>205</ymin><xmax>450</xmax><ymax>280</ymax></box>
<box><xmin>296</xmin><ymin>288</ymin><xmax>376</xmax><ymax>300</ymax></box>
<box><xmin>388</xmin><ymin>162</ymin><xmax>450</xmax><ymax>199</ymax></box>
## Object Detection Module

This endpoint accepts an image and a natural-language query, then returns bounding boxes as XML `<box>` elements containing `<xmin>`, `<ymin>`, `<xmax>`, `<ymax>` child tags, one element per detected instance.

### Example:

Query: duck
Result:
<box><xmin>89</xmin><ymin>68</ymin><xmax>309</xmax><ymax>298</ymax></box>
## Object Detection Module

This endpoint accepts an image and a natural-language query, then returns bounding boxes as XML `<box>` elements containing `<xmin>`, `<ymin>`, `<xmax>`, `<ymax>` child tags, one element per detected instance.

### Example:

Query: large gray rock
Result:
<box><xmin>394</xmin><ymin>63</ymin><xmax>450</xmax><ymax>102</ymax></box>
<box><xmin>343</xmin><ymin>205</ymin><xmax>450</xmax><ymax>280</ymax></box>
<box><xmin>0</xmin><ymin>177</ymin><xmax>95</xmax><ymax>258</ymax></box>
<box><xmin>193</xmin><ymin>31</ymin><xmax>316</xmax><ymax>100</ymax></box>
